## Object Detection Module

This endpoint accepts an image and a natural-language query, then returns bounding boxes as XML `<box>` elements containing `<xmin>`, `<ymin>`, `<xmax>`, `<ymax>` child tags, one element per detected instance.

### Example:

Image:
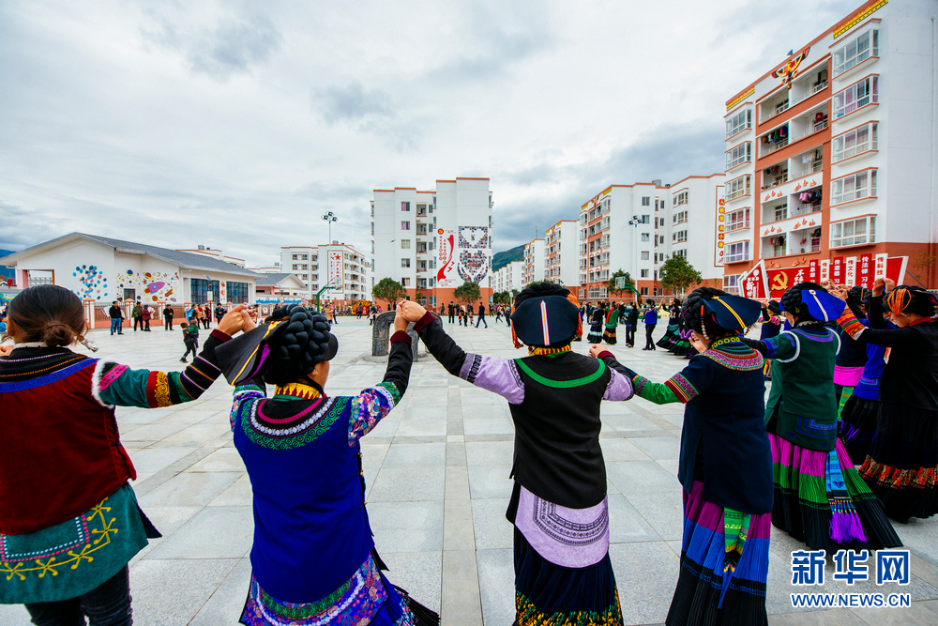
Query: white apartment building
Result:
<box><xmin>544</xmin><ymin>220</ymin><xmax>579</xmax><ymax>287</ymax></box>
<box><xmin>661</xmin><ymin>174</ymin><xmax>726</xmax><ymax>282</ymax></box>
<box><xmin>721</xmin><ymin>0</ymin><xmax>937</xmax><ymax>295</ymax></box>
<box><xmin>521</xmin><ymin>239</ymin><xmax>545</xmax><ymax>287</ymax></box>
<box><xmin>492</xmin><ymin>260</ymin><xmax>523</xmax><ymax>294</ymax></box>
<box><xmin>372</xmin><ymin>178</ymin><xmax>493</xmax><ymax>307</ymax></box>
<box><xmin>280</xmin><ymin>244</ymin><xmax>371</xmax><ymax>303</ymax></box>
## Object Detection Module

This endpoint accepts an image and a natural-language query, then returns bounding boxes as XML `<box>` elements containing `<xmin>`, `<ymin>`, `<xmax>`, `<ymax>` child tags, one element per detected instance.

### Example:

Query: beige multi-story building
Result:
<box><xmin>521</xmin><ymin>239</ymin><xmax>545</xmax><ymax>287</ymax></box>
<box><xmin>280</xmin><ymin>244</ymin><xmax>371</xmax><ymax>303</ymax></box>
<box><xmin>371</xmin><ymin>178</ymin><xmax>493</xmax><ymax>308</ymax></box>
<box><xmin>544</xmin><ymin>220</ymin><xmax>579</xmax><ymax>287</ymax></box>
<box><xmin>492</xmin><ymin>260</ymin><xmax>523</xmax><ymax>295</ymax></box>
<box><xmin>720</xmin><ymin>0</ymin><xmax>937</xmax><ymax>295</ymax></box>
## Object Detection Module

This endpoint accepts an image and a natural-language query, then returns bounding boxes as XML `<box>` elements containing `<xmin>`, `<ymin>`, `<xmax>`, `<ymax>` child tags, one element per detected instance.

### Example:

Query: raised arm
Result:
<box><xmin>349</xmin><ymin>324</ymin><xmax>414</xmax><ymax>443</ymax></box>
<box><xmin>836</xmin><ymin>307</ymin><xmax>923</xmax><ymax>349</ymax></box>
<box><xmin>740</xmin><ymin>331</ymin><xmax>798</xmax><ymax>360</ymax></box>
<box><xmin>402</xmin><ymin>302</ymin><xmax>525</xmax><ymax>404</ymax></box>
<box><xmin>93</xmin><ymin>307</ymin><xmax>247</xmax><ymax>408</ymax></box>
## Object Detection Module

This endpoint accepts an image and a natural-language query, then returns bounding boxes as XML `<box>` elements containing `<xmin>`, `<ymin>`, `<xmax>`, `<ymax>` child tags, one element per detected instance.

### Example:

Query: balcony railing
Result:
<box><xmin>760</xmin><ymin>136</ymin><xmax>789</xmax><ymax>156</ymax></box>
<box><xmin>761</xmin><ymin>174</ymin><xmax>789</xmax><ymax>191</ymax></box>
<box><xmin>726</xmin><ymin>186</ymin><xmax>751</xmax><ymax>201</ymax></box>
<box><xmin>793</xmin><ymin>80</ymin><xmax>828</xmax><ymax>105</ymax></box>
<box><xmin>763</xmin><ymin>101</ymin><xmax>790</xmax><ymax>122</ymax></box>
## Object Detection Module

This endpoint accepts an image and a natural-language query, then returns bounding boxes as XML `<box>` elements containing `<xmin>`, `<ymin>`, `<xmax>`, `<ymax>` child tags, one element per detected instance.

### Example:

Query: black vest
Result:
<box><xmin>509</xmin><ymin>352</ymin><xmax>612</xmax><ymax>509</ymax></box>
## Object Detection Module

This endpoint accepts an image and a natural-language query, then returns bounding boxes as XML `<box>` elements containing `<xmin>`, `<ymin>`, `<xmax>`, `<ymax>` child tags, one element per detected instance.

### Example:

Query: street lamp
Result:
<box><xmin>628</xmin><ymin>215</ymin><xmax>641</xmax><ymax>301</ymax></box>
<box><xmin>322</xmin><ymin>211</ymin><xmax>337</xmax><ymax>244</ymax></box>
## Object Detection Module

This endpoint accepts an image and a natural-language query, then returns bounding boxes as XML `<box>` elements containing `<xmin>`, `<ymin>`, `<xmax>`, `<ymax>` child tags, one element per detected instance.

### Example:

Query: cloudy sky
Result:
<box><xmin>1</xmin><ymin>0</ymin><xmax>860</xmax><ymax>264</ymax></box>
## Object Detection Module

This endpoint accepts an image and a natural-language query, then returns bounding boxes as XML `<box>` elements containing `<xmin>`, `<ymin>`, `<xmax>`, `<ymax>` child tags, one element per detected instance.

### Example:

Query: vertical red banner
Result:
<box><xmin>857</xmin><ymin>254</ymin><xmax>873</xmax><ymax>288</ymax></box>
<box><xmin>807</xmin><ymin>259</ymin><xmax>819</xmax><ymax>283</ymax></box>
<box><xmin>831</xmin><ymin>257</ymin><xmax>844</xmax><ymax>283</ymax></box>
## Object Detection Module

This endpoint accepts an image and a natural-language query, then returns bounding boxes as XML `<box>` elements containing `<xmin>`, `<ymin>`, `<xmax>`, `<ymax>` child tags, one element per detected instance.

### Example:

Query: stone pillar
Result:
<box><xmin>371</xmin><ymin>311</ymin><xmax>422</xmax><ymax>360</ymax></box>
<box><xmin>83</xmin><ymin>299</ymin><xmax>95</xmax><ymax>331</ymax></box>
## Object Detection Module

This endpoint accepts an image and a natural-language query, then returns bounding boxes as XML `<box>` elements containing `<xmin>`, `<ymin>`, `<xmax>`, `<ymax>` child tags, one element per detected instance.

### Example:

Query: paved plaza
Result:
<box><xmin>2</xmin><ymin>317</ymin><xmax>938</xmax><ymax>626</ymax></box>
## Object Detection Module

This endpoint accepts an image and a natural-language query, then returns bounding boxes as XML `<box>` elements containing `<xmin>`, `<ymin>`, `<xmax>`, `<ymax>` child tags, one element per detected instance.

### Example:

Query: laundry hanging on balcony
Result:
<box><xmin>761</xmin><ymin>126</ymin><xmax>789</xmax><ymax>144</ymax></box>
<box><xmin>799</xmin><ymin>190</ymin><xmax>822</xmax><ymax>203</ymax></box>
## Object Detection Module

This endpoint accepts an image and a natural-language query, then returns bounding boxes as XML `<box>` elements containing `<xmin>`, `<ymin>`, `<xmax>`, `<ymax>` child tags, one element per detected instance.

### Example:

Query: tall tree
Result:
<box><xmin>372</xmin><ymin>278</ymin><xmax>407</xmax><ymax>309</ymax></box>
<box><xmin>659</xmin><ymin>255</ymin><xmax>702</xmax><ymax>297</ymax></box>
<box><xmin>454</xmin><ymin>281</ymin><xmax>481</xmax><ymax>305</ymax></box>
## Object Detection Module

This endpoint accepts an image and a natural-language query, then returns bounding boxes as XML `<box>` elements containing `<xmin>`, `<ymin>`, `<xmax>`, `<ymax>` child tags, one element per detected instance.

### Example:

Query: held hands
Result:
<box><xmin>217</xmin><ymin>304</ymin><xmax>250</xmax><ymax>336</ymax></box>
<box><xmin>588</xmin><ymin>345</ymin><xmax>606</xmax><ymax>359</ymax></box>
<box><xmin>394</xmin><ymin>306</ymin><xmax>409</xmax><ymax>332</ymax></box>
<box><xmin>399</xmin><ymin>301</ymin><xmax>428</xmax><ymax>323</ymax></box>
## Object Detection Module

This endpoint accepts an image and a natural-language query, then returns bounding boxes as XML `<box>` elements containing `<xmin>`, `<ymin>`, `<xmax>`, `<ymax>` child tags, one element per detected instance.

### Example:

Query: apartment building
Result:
<box><xmin>280</xmin><ymin>243</ymin><xmax>371</xmax><ymax>303</ymax></box>
<box><xmin>521</xmin><ymin>239</ymin><xmax>545</xmax><ymax>287</ymax></box>
<box><xmin>721</xmin><ymin>0</ymin><xmax>937</xmax><ymax>296</ymax></box>
<box><xmin>664</xmin><ymin>174</ymin><xmax>726</xmax><ymax>281</ymax></box>
<box><xmin>372</xmin><ymin>178</ymin><xmax>493</xmax><ymax>307</ymax></box>
<box><xmin>544</xmin><ymin>220</ymin><xmax>579</xmax><ymax>287</ymax></box>
<box><xmin>492</xmin><ymin>261</ymin><xmax>523</xmax><ymax>295</ymax></box>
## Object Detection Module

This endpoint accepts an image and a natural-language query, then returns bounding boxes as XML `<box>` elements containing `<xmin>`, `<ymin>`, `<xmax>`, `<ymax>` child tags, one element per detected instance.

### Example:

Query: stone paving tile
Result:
<box><xmin>23</xmin><ymin>318</ymin><xmax>933</xmax><ymax>625</ymax></box>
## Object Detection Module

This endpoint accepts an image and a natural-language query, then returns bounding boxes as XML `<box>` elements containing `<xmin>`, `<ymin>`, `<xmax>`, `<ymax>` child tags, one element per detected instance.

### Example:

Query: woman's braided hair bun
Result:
<box><xmin>779</xmin><ymin>282</ymin><xmax>827</xmax><ymax>322</ymax></box>
<box><xmin>680</xmin><ymin>286</ymin><xmax>729</xmax><ymax>337</ymax></box>
<box><xmin>263</xmin><ymin>304</ymin><xmax>333</xmax><ymax>386</ymax></box>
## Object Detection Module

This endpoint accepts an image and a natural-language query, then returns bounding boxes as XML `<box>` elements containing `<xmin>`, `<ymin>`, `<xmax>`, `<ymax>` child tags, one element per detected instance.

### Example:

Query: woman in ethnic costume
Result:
<box><xmin>832</xmin><ymin>282</ymin><xmax>938</xmax><ymax>522</ymax></box>
<box><xmin>399</xmin><ymin>282</ymin><xmax>635</xmax><ymax>626</ymax></box>
<box><xmin>741</xmin><ymin>282</ymin><xmax>901</xmax><ymax>552</ymax></box>
<box><xmin>606</xmin><ymin>288</ymin><xmax>773</xmax><ymax>626</ymax></box>
<box><xmin>837</xmin><ymin>286</ymin><xmax>893</xmax><ymax>465</ymax></box>
<box><xmin>587</xmin><ymin>302</ymin><xmax>605</xmax><ymax>343</ymax></box>
<box><xmin>602</xmin><ymin>305</ymin><xmax>618</xmax><ymax>345</ymax></box>
<box><xmin>218</xmin><ymin>304</ymin><xmax>438</xmax><ymax>626</ymax></box>
<box><xmin>0</xmin><ymin>285</ymin><xmax>245</xmax><ymax>625</ymax></box>
<box><xmin>656</xmin><ymin>299</ymin><xmax>681</xmax><ymax>350</ymax></box>
<box><xmin>757</xmin><ymin>301</ymin><xmax>782</xmax><ymax>380</ymax></box>
<box><xmin>832</xmin><ymin>286</ymin><xmax>870</xmax><ymax>415</ymax></box>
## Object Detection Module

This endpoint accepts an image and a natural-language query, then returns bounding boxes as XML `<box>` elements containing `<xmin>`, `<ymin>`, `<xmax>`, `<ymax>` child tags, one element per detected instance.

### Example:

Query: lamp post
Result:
<box><xmin>628</xmin><ymin>215</ymin><xmax>641</xmax><ymax>302</ymax></box>
<box><xmin>322</xmin><ymin>211</ymin><xmax>337</xmax><ymax>245</ymax></box>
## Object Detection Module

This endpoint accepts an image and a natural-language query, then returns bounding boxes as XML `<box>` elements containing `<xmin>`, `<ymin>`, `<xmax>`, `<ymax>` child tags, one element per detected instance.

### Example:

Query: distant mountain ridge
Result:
<box><xmin>492</xmin><ymin>245</ymin><xmax>524</xmax><ymax>272</ymax></box>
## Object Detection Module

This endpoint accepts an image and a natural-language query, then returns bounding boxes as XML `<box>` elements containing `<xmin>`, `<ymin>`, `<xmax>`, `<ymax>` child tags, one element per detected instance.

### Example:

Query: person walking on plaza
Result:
<box><xmin>466</xmin><ymin>302</ymin><xmax>474</xmax><ymax>327</ymax></box>
<box><xmin>476</xmin><ymin>302</ymin><xmax>487</xmax><ymax>328</ymax></box>
<box><xmin>215</xmin><ymin>304</ymin><xmax>225</xmax><ymax>324</ymax></box>
<box><xmin>741</xmin><ymin>282</ymin><xmax>900</xmax><ymax>552</ymax></box>
<box><xmin>131</xmin><ymin>303</ymin><xmax>143</xmax><ymax>332</ymax></box>
<box><xmin>399</xmin><ymin>283</ymin><xmax>634</xmax><ymax>625</ymax></box>
<box><xmin>108</xmin><ymin>301</ymin><xmax>124</xmax><ymax>335</ymax></box>
<box><xmin>447</xmin><ymin>301</ymin><xmax>456</xmax><ymax>323</ymax></box>
<box><xmin>217</xmin><ymin>304</ymin><xmax>439</xmax><ymax>626</ymax></box>
<box><xmin>625</xmin><ymin>304</ymin><xmax>638</xmax><ymax>348</ymax></box>
<box><xmin>141</xmin><ymin>305</ymin><xmax>152</xmax><ymax>331</ymax></box>
<box><xmin>203</xmin><ymin>305</ymin><xmax>212</xmax><ymax>329</ymax></box>
<box><xmin>602</xmin><ymin>304</ymin><xmax>618</xmax><ymax>345</ymax></box>
<box><xmin>369</xmin><ymin>303</ymin><xmax>378</xmax><ymax>325</ymax></box>
<box><xmin>163</xmin><ymin>303</ymin><xmax>174</xmax><ymax>330</ymax></box>
<box><xmin>608</xmin><ymin>288</ymin><xmax>773</xmax><ymax>626</ymax></box>
<box><xmin>642</xmin><ymin>300</ymin><xmax>658</xmax><ymax>350</ymax></box>
<box><xmin>180</xmin><ymin>321</ymin><xmax>200</xmax><ymax>363</ymax></box>
<box><xmin>0</xmin><ymin>285</ymin><xmax>247</xmax><ymax>626</ymax></box>
<box><xmin>587</xmin><ymin>303</ymin><xmax>605</xmax><ymax>343</ymax></box>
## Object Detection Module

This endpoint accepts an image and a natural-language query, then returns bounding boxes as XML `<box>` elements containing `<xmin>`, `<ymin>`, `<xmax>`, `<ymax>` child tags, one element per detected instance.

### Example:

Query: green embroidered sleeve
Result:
<box><xmin>632</xmin><ymin>376</ymin><xmax>682</xmax><ymax>405</ymax></box>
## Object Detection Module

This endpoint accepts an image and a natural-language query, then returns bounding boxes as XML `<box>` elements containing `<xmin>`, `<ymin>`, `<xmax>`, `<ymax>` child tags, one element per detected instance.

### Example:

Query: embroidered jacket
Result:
<box><xmin>623</xmin><ymin>339</ymin><xmax>772</xmax><ymax>514</ymax></box>
<box><xmin>229</xmin><ymin>332</ymin><xmax>413</xmax><ymax>605</ymax></box>
<box><xmin>413</xmin><ymin>312</ymin><xmax>634</xmax><ymax>510</ymax></box>
<box><xmin>0</xmin><ymin>330</ymin><xmax>230</xmax><ymax>536</ymax></box>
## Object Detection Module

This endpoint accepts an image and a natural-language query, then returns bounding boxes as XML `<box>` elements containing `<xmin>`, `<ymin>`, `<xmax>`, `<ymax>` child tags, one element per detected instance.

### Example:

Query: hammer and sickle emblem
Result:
<box><xmin>771</xmin><ymin>273</ymin><xmax>789</xmax><ymax>292</ymax></box>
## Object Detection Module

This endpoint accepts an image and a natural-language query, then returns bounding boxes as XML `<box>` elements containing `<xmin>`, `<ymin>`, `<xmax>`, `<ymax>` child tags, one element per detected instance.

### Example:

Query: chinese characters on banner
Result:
<box><xmin>831</xmin><ymin>257</ymin><xmax>844</xmax><ymax>284</ymax></box>
<box><xmin>714</xmin><ymin>186</ymin><xmax>726</xmax><ymax>266</ymax></box>
<box><xmin>328</xmin><ymin>251</ymin><xmax>343</xmax><ymax>290</ymax></box>
<box><xmin>807</xmin><ymin>259</ymin><xmax>819</xmax><ymax>283</ymax></box>
<box><xmin>845</xmin><ymin>257</ymin><xmax>857</xmax><ymax>285</ymax></box>
<box><xmin>739</xmin><ymin>261</ymin><xmax>768</xmax><ymax>299</ymax></box>
<box><xmin>739</xmin><ymin>257</ymin><xmax>908</xmax><ymax>299</ymax></box>
<box><xmin>857</xmin><ymin>254</ymin><xmax>873</xmax><ymax>288</ymax></box>
<box><xmin>874</xmin><ymin>253</ymin><xmax>888</xmax><ymax>279</ymax></box>
<box><xmin>436</xmin><ymin>229</ymin><xmax>457</xmax><ymax>288</ymax></box>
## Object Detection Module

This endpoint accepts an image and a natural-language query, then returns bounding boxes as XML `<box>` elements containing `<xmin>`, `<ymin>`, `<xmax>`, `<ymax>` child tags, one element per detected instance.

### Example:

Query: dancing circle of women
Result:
<box><xmin>1</xmin><ymin>278</ymin><xmax>936</xmax><ymax>626</ymax></box>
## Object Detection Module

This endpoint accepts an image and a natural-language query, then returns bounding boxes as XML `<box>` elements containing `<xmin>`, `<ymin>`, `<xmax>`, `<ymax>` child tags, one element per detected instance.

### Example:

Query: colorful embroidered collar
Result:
<box><xmin>527</xmin><ymin>345</ymin><xmax>572</xmax><ymax>357</ymax></box>
<box><xmin>273</xmin><ymin>382</ymin><xmax>322</xmax><ymax>401</ymax></box>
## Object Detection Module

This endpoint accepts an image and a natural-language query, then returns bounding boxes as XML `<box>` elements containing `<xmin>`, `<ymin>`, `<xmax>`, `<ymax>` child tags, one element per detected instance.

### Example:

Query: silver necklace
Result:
<box><xmin>13</xmin><ymin>342</ymin><xmax>48</xmax><ymax>349</ymax></box>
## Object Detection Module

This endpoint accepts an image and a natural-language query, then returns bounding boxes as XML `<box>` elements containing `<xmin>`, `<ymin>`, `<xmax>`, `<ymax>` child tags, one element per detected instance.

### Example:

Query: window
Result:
<box><xmin>726</xmin><ymin>241</ymin><xmax>750</xmax><ymax>263</ymax></box>
<box><xmin>401</xmin><ymin>239</ymin><xmax>411</xmax><ymax>249</ymax></box>
<box><xmin>831</xmin><ymin>216</ymin><xmax>876</xmax><ymax>248</ymax></box>
<box><xmin>674</xmin><ymin>249</ymin><xmax>688</xmax><ymax>258</ymax></box>
<box><xmin>726</xmin><ymin>143</ymin><xmax>752</xmax><ymax>170</ymax></box>
<box><xmin>401</xmin><ymin>221</ymin><xmax>411</xmax><ymax>230</ymax></box>
<box><xmin>641</xmin><ymin>233</ymin><xmax>650</xmax><ymax>242</ymax></box>
<box><xmin>640</xmin><ymin>269</ymin><xmax>649</xmax><ymax>278</ymax></box>
<box><xmin>226</xmin><ymin>282</ymin><xmax>248</xmax><ymax>304</ymax></box>
<box><xmin>726</xmin><ymin>109</ymin><xmax>752</xmax><ymax>138</ymax></box>
<box><xmin>831</xmin><ymin>170</ymin><xmax>877</xmax><ymax>205</ymax></box>
<box><xmin>640</xmin><ymin>251</ymin><xmax>650</xmax><ymax>260</ymax></box>
<box><xmin>190</xmin><ymin>278</ymin><xmax>219</xmax><ymax>303</ymax></box>
<box><xmin>401</xmin><ymin>259</ymin><xmax>411</xmax><ymax>268</ymax></box>
<box><xmin>726</xmin><ymin>208</ymin><xmax>750</xmax><ymax>232</ymax></box>
<box><xmin>291</xmin><ymin>254</ymin><xmax>298</xmax><ymax>260</ymax></box>
<box><xmin>673</xmin><ymin>210</ymin><xmax>688</xmax><ymax>224</ymax></box>
<box><xmin>673</xmin><ymin>230</ymin><xmax>688</xmax><ymax>243</ymax></box>
<box><xmin>301</xmin><ymin>254</ymin><xmax>308</xmax><ymax>260</ymax></box>
<box><xmin>641</xmin><ymin>196</ymin><xmax>650</xmax><ymax>206</ymax></box>
<box><xmin>672</xmin><ymin>191</ymin><xmax>689</xmax><ymax>206</ymax></box>
<box><xmin>833</xmin><ymin>76</ymin><xmax>878</xmax><ymax>118</ymax></box>
<box><xmin>833</xmin><ymin>30</ymin><xmax>878</xmax><ymax>75</ymax></box>
<box><xmin>640</xmin><ymin>287</ymin><xmax>648</xmax><ymax>296</ymax></box>
<box><xmin>401</xmin><ymin>202</ymin><xmax>410</xmax><ymax>212</ymax></box>
<box><xmin>726</xmin><ymin>175</ymin><xmax>751</xmax><ymax>201</ymax></box>
<box><xmin>657</xmin><ymin>217</ymin><xmax>665</xmax><ymax>227</ymax></box>
<box><xmin>402</xmin><ymin>277</ymin><xmax>410</xmax><ymax>286</ymax></box>
<box><xmin>723</xmin><ymin>274</ymin><xmax>741</xmax><ymax>295</ymax></box>
<box><xmin>642</xmin><ymin>215</ymin><xmax>650</xmax><ymax>224</ymax></box>
<box><xmin>658</xmin><ymin>235</ymin><xmax>665</xmax><ymax>244</ymax></box>
<box><xmin>292</xmin><ymin>264</ymin><xmax>298</xmax><ymax>270</ymax></box>
<box><xmin>832</xmin><ymin>123</ymin><xmax>878</xmax><ymax>162</ymax></box>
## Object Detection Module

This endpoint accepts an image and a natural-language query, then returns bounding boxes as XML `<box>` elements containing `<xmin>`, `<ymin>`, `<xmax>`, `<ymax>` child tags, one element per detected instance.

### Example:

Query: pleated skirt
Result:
<box><xmin>768</xmin><ymin>433</ymin><xmax>902</xmax><ymax>552</ymax></box>
<box><xmin>860</xmin><ymin>403</ymin><xmax>938</xmax><ymax>522</ymax></box>
<box><xmin>587</xmin><ymin>323</ymin><xmax>604</xmax><ymax>344</ymax></box>
<box><xmin>666</xmin><ymin>481</ymin><xmax>770</xmax><ymax>626</ymax></box>
<box><xmin>657</xmin><ymin>324</ymin><xmax>678</xmax><ymax>349</ymax></box>
<box><xmin>839</xmin><ymin>395</ymin><xmax>880</xmax><ymax>466</ymax></box>
<box><xmin>513</xmin><ymin>529</ymin><xmax>623</xmax><ymax>626</ymax></box>
<box><xmin>603</xmin><ymin>326</ymin><xmax>617</xmax><ymax>345</ymax></box>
